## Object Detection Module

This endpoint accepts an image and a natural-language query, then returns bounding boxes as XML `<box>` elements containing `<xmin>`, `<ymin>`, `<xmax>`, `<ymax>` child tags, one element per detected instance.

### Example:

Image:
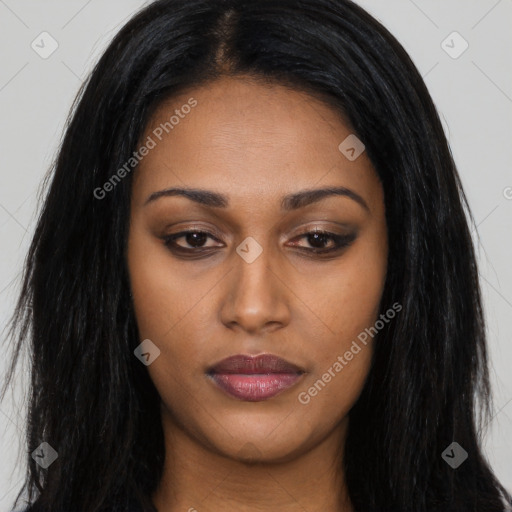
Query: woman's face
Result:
<box><xmin>127</xmin><ymin>76</ymin><xmax>388</xmax><ymax>462</ymax></box>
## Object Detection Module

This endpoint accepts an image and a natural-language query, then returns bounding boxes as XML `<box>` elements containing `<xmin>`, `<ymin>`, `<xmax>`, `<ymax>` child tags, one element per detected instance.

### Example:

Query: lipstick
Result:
<box><xmin>206</xmin><ymin>354</ymin><xmax>305</xmax><ymax>401</ymax></box>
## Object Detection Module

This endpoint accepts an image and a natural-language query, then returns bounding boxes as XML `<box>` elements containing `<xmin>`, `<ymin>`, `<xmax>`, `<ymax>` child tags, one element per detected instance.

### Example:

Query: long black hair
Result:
<box><xmin>2</xmin><ymin>0</ymin><xmax>511</xmax><ymax>511</ymax></box>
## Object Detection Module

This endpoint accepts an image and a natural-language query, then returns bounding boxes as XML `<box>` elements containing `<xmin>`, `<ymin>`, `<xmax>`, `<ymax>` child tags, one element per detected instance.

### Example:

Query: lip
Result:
<box><xmin>206</xmin><ymin>354</ymin><xmax>306</xmax><ymax>402</ymax></box>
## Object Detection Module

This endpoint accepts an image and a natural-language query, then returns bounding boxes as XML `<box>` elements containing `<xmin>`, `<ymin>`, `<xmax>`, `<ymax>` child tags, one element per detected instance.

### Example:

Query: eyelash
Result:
<box><xmin>162</xmin><ymin>229</ymin><xmax>356</xmax><ymax>257</ymax></box>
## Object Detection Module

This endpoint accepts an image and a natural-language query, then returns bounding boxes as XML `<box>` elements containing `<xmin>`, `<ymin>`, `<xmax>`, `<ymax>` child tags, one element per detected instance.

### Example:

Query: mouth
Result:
<box><xmin>206</xmin><ymin>353</ymin><xmax>306</xmax><ymax>402</ymax></box>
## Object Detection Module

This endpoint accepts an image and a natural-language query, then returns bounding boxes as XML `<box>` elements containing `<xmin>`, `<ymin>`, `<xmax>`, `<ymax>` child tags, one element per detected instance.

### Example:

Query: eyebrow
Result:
<box><xmin>144</xmin><ymin>186</ymin><xmax>370</xmax><ymax>212</ymax></box>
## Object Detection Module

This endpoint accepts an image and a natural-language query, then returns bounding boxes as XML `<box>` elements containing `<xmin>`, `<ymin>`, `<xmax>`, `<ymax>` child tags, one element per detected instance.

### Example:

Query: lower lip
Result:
<box><xmin>208</xmin><ymin>373</ymin><xmax>304</xmax><ymax>401</ymax></box>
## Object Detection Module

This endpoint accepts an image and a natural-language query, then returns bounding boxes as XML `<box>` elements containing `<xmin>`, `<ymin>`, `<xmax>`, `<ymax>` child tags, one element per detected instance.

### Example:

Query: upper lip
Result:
<box><xmin>207</xmin><ymin>354</ymin><xmax>305</xmax><ymax>375</ymax></box>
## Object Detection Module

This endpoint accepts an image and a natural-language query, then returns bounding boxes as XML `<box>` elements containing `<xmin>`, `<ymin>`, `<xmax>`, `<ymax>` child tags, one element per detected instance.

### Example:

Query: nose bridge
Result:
<box><xmin>234</xmin><ymin>235</ymin><xmax>277</xmax><ymax>302</ymax></box>
<box><xmin>237</xmin><ymin>237</ymin><xmax>272</xmax><ymax>289</ymax></box>
<box><xmin>221</xmin><ymin>234</ymin><xmax>289</xmax><ymax>332</ymax></box>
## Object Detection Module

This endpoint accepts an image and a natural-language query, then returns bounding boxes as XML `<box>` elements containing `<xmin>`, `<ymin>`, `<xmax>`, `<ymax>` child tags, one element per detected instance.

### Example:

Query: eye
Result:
<box><xmin>288</xmin><ymin>229</ymin><xmax>357</xmax><ymax>254</ymax></box>
<box><xmin>162</xmin><ymin>228</ymin><xmax>356</xmax><ymax>257</ymax></box>
<box><xmin>163</xmin><ymin>230</ymin><xmax>222</xmax><ymax>252</ymax></box>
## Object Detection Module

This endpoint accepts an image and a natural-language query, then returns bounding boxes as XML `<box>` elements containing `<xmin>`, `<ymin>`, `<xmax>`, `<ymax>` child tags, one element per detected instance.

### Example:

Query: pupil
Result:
<box><xmin>187</xmin><ymin>232</ymin><xmax>207</xmax><ymax>247</ymax></box>
<box><xmin>308</xmin><ymin>233</ymin><xmax>327</xmax><ymax>248</ymax></box>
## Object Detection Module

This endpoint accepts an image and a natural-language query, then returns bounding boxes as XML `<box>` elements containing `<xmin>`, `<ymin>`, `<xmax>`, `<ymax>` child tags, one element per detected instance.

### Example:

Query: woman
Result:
<box><xmin>2</xmin><ymin>0</ymin><xmax>511</xmax><ymax>511</ymax></box>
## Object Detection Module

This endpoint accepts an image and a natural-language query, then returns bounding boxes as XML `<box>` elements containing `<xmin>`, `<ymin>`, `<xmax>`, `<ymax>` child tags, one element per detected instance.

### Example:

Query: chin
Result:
<box><xmin>199</xmin><ymin>417</ymin><xmax>315</xmax><ymax>464</ymax></box>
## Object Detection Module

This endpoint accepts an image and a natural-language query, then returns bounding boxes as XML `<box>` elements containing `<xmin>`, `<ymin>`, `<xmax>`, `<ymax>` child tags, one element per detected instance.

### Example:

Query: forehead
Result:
<box><xmin>132</xmin><ymin>76</ymin><xmax>381</xmax><ymax>212</ymax></box>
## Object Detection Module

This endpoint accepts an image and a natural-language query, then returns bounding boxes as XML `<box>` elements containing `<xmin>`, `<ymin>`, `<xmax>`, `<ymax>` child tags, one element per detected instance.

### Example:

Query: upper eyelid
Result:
<box><xmin>163</xmin><ymin>220</ymin><xmax>355</xmax><ymax>236</ymax></box>
<box><xmin>167</xmin><ymin>227</ymin><xmax>347</xmax><ymax>238</ymax></box>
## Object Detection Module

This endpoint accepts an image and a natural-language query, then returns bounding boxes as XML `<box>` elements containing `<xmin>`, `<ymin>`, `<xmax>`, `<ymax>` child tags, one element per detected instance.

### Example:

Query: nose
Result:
<box><xmin>219</xmin><ymin>241</ymin><xmax>291</xmax><ymax>335</ymax></box>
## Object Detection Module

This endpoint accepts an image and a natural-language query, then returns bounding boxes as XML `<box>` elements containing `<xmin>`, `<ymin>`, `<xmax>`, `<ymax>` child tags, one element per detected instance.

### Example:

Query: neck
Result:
<box><xmin>151</xmin><ymin>410</ymin><xmax>354</xmax><ymax>512</ymax></box>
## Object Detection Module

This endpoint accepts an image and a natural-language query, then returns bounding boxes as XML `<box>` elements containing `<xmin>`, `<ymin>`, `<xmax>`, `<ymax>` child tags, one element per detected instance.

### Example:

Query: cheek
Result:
<box><xmin>315</xmin><ymin>231</ymin><xmax>387</xmax><ymax>348</ymax></box>
<box><xmin>127</xmin><ymin>224</ymin><xmax>209</xmax><ymax>342</ymax></box>
<box><xmin>296</xmin><ymin>229</ymin><xmax>387</xmax><ymax>409</ymax></box>
<box><xmin>127</xmin><ymin>226</ymin><xmax>214</xmax><ymax>401</ymax></box>
<box><xmin>127</xmin><ymin>252</ymin><xmax>200</xmax><ymax>419</ymax></box>
<box><xmin>294</xmin><ymin>284</ymin><xmax>381</xmax><ymax>420</ymax></box>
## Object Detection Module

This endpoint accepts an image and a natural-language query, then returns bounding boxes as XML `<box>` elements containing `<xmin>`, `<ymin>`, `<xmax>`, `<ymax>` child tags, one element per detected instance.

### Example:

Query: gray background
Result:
<box><xmin>0</xmin><ymin>0</ymin><xmax>511</xmax><ymax>509</ymax></box>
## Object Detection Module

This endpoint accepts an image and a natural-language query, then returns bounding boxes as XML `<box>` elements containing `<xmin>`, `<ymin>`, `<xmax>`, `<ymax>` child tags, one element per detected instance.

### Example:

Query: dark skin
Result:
<box><xmin>127</xmin><ymin>76</ymin><xmax>388</xmax><ymax>512</ymax></box>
